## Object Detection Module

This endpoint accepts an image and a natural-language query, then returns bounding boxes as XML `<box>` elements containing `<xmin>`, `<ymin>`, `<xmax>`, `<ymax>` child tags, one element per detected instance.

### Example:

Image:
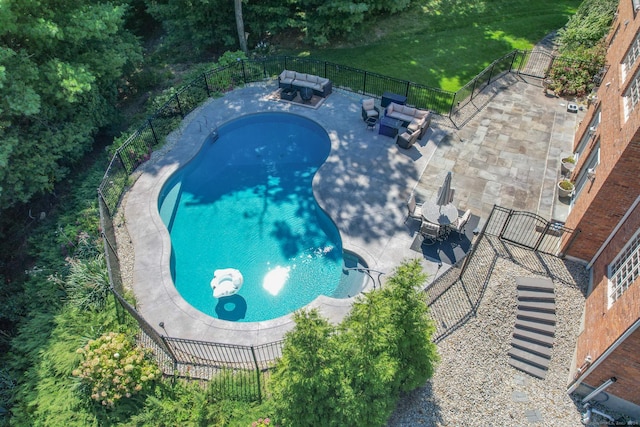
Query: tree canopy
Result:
<box><xmin>271</xmin><ymin>259</ymin><xmax>438</xmax><ymax>426</ymax></box>
<box><xmin>0</xmin><ymin>0</ymin><xmax>141</xmax><ymax>209</ymax></box>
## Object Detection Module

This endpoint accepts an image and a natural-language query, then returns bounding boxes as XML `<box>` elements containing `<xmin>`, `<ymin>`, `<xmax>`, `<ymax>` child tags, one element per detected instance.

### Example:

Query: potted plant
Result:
<box><xmin>558</xmin><ymin>179</ymin><xmax>575</xmax><ymax>198</ymax></box>
<box><xmin>561</xmin><ymin>155</ymin><xmax>576</xmax><ymax>175</ymax></box>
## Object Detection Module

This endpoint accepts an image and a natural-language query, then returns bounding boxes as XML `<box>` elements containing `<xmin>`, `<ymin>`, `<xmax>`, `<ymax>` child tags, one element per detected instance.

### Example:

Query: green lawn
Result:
<box><xmin>292</xmin><ymin>0</ymin><xmax>582</xmax><ymax>91</ymax></box>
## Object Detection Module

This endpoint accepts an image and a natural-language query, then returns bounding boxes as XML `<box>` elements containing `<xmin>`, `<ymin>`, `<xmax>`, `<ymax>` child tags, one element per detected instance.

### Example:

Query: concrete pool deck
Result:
<box><xmin>123</xmin><ymin>77</ymin><xmax>583</xmax><ymax>347</ymax></box>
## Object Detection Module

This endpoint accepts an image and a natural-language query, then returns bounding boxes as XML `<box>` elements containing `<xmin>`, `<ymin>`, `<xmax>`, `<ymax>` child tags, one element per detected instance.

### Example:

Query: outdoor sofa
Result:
<box><xmin>384</xmin><ymin>102</ymin><xmax>431</xmax><ymax>139</ymax></box>
<box><xmin>278</xmin><ymin>70</ymin><xmax>333</xmax><ymax>98</ymax></box>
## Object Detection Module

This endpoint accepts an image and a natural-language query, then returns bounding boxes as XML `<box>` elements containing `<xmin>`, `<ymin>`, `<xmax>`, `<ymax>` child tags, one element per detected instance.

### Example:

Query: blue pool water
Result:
<box><xmin>158</xmin><ymin>112</ymin><xmax>365</xmax><ymax>322</ymax></box>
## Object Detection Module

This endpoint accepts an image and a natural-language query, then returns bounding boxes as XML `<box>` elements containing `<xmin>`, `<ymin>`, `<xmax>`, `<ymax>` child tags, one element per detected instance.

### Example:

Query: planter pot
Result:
<box><xmin>561</xmin><ymin>159</ymin><xmax>576</xmax><ymax>175</ymax></box>
<box><xmin>557</xmin><ymin>181</ymin><xmax>575</xmax><ymax>198</ymax></box>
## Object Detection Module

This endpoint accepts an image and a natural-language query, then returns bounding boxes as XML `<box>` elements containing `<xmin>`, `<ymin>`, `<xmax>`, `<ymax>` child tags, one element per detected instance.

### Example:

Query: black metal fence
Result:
<box><xmin>96</xmin><ymin>51</ymin><xmax>583</xmax><ymax>398</ymax></box>
<box><xmin>482</xmin><ymin>205</ymin><xmax>578</xmax><ymax>256</ymax></box>
<box><xmin>423</xmin><ymin>204</ymin><xmax>577</xmax><ymax>342</ymax></box>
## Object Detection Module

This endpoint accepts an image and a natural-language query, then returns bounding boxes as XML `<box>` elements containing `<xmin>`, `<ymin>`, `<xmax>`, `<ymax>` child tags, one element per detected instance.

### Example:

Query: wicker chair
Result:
<box><xmin>405</xmin><ymin>193</ymin><xmax>423</xmax><ymax>223</ymax></box>
<box><xmin>361</xmin><ymin>98</ymin><xmax>380</xmax><ymax>121</ymax></box>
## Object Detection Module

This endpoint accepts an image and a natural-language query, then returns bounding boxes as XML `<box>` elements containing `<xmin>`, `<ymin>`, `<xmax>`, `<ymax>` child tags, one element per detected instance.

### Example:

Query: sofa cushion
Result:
<box><xmin>386</xmin><ymin>102</ymin><xmax>399</xmax><ymax>114</ymax></box>
<box><xmin>305</xmin><ymin>75</ymin><xmax>319</xmax><ymax>84</ymax></box>
<box><xmin>362</xmin><ymin>99</ymin><xmax>375</xmax><ymax>110</ymax></box>
<box><xmin>414</xmin><ymin>110</ymin><xmax>428</xmax><ymax>119</ymax></box>
<box><xmin>401</xmin><ymin>105</ymin><xmax>416</xmax><ymax>116</ymax></box>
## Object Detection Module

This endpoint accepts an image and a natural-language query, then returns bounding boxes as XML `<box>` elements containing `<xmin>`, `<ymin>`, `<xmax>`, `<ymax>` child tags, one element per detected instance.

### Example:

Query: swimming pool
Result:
<box><xmin>158</xmin><ymin>112</ymin><xmax>366</xmax><ymax>322</ymax></box>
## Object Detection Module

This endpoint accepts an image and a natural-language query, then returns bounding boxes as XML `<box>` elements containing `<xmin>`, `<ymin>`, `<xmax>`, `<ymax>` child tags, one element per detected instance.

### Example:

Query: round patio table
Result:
<box><xmin>300</xmin><ymin>87</ymin><xmax>313</xmax><ymax>103</ymax></box>
<box><xmin>421</xmin><ymin>202</ymin><xmax>458</xmax><ymax>225</ymax></box>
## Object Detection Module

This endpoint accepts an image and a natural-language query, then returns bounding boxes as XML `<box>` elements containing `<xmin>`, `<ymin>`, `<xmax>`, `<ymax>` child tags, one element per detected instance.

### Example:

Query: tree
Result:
<box><xmin>270</xmin><ymin>310</ymin><xmax>340</xmax><ymax>425</ymax></box>
<box><xmin>0</xmin><ymin>0</ymin><xmax>142</xmax><ymax>210</ymax></box>
<box><xmin>270</xmin><ymin>259</ymin><xmax>438</xmax><ymax>426</ymax></box>
<box><xmin>234</xmin><ymin>0</ymin><xmax>248</xmax><ymax>54</ymax></box>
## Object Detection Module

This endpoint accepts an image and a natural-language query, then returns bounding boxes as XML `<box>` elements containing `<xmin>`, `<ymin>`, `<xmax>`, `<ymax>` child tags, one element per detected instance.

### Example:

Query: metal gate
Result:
<box><xmin>483</xmin><ymin>205</ymin><xmax>576</xmax><ymax>256</ymax></box>
<box><xmin>517</xmin><ymin>50</ymin><xmax>555</xmax><ymax>79</ymax></box>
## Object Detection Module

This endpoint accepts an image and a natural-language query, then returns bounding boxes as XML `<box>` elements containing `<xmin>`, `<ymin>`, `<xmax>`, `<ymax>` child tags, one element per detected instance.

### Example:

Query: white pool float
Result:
<box><xmin>210</xmin><ymin>268</ymin><xmax>243</xmax><ymax>298</ymax></box>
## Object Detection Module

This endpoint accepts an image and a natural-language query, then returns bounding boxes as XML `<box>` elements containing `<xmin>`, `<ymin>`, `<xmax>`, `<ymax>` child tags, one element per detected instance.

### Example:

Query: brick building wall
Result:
<box><xmin>562</xmin><ymin>0</ymin><xmax>640</xmax><ymax>261</ymax></box>
<box><xmin>562</xmin><ymin>1</ymin><xmax>640</xmax><ymax>415</ymax></box>
<box><xmin>580</xmin><ymin>328</ymin><xmax>640</xmax><ymax>406</ymax></box>
<box><xmin>574</xmin><ymin>203</ymin><xmax>640</xmax><ymax>374</ymax></box>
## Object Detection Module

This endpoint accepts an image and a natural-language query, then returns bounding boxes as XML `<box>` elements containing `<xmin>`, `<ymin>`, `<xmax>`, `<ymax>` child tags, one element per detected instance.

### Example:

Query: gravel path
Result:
<box><xmin>388</xmin><ymin>235</ymin><xmax>589</xmax><ymax>426</ymax></box>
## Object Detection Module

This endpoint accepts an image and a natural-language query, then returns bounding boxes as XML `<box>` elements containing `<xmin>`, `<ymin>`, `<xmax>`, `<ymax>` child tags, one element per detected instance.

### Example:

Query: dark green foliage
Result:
<box><xmin>0</xmin><ymin>0</ymin><xmax>142</xmax><ymax>209</ymax></box>
<box><xmin>271</xmin><ymin>259</ymin><xmax>438</xmax><ymax>426</ymax></box>
<box><xmin>145</xmin><ymin>0</ymin><xmax>237</xmax><ymax>57</ymax></box>
<box><xmin>145</xmin><ymin>0</ymin><xmax>414</xmax><ymax>52</ymax></box>
<box><xmin>556</xmin><ymin>0</ymin><xmax>618</xmax><ymax>51</ymax></box>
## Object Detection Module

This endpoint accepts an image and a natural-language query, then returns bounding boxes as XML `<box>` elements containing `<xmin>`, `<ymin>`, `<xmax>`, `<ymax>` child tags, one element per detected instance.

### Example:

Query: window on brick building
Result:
<box><xmin>574</xmin><ymin>141</ymin><xmax>600</xmax><ymax>200</ymax></box>
<box><xmin>624</xmin><ymin>70</ymin><xmax>640</xmax><ymax>118</ymax></box>
<box><xmin>609</xmin><ymin>228</ymin><xmax>640</xmax><ymax>305</ymax></box>
<box><xmin>623</xmin><ymin>31</ymin><xmax>640</xmax><ymax>81</ymax></box>
<box><xmin>575</xmin><ymin>109</ymin><xmax>600</xmax><ymax>161</ymax></box>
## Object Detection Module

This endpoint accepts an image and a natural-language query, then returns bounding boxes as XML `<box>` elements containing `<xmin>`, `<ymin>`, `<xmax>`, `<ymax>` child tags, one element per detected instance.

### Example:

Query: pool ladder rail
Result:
<box><xmin>198</xmin><ymin>117</ymin><xmax>219</xmax><ymax>142</ymax></box>
<box><xmin>342</xmin><ymin>267</ymin><xmax>385</xmax><ymax>290</ymax></box>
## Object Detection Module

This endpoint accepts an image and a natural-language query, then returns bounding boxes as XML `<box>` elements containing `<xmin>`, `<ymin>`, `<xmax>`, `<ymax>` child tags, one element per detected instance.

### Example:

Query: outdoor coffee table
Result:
<box><xmin>378</xmin><ymin>116</ymin><xmax>402</xmax><ymax>137</ymax></box>
<box><xmin>280</xmin><ymin>87</ymin><xmax>297</xmax><ymax>101</ymax></box>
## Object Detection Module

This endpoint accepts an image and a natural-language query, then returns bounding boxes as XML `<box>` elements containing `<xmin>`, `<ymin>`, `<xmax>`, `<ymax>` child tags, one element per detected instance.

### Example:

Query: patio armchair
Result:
<box><xmin>405</xmin><ymin>193</ymin><xmax>423</xmax><ymax>223</ymax></box>
<box><xmin>361</xmin><ymin>98</ymin><xmax>380</xmax><ymax>121</ymax></box>
<box><xmin>450</xmin><ymin>209</ymin><xmax>472</xmax><ymax>239</ymax></box>
<box><xmin>420</xmin><ymin>221</ymin><xmax>440</xmax><ymax>245</ymax></box>
<box><xmin>396</xmin><ymin>128</ymin><xmax>420</xmax><ymax>149</ymax></box>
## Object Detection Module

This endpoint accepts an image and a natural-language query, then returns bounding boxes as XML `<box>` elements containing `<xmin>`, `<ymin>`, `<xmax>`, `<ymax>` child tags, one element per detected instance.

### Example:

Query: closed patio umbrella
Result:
<box><xmin>436</xmin><ymin>172</ymin><xmax>453</xmax><ymax>210</ymax></box>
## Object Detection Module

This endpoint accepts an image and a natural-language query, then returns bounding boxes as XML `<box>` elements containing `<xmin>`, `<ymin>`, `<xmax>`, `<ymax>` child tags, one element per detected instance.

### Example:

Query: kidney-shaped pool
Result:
<box><xmin>158</xmin><ymin>112</ymin><xmax>366</xmax><ymax>322</ymax></box>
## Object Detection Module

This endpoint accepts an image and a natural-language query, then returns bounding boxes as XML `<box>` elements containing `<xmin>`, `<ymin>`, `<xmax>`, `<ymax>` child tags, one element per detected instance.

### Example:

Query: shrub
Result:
<box><xmin>64</xmin><ymin>254</ymin><xmax>111</xmax><ymax>311</ymax></box>
<box><xmin>73</xmin><ymin>332</ymin><xmax>161</xmax><ymax>407</ymax></box>
<box><xmin>271</xmin><ymin>259</ymin><xmax>437</xmax><ymax>426</ymax></box>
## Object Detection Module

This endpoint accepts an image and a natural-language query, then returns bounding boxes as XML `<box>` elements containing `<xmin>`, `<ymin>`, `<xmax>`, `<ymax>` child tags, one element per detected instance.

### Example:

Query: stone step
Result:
<box><xmin>508</xmin><ymin>348</ymin><xmax>551</xmax><ymax>370</ymax></box>
<box><xmin>514</xmin><ymin>318</ymin><xmax>555</xmax><ymax>335</ymax></box>
<box><xmin>516</xmin><ymin>277</ymin><xmax>554</xmax><ymax>293</ymax></box>
<box><xmin>516</xmin><ymin>309</ymin><xmax>556</xmax><ymax>325</ymax></box>
<box><xmin>508</xmin><ymin>357</ymin><xmax>548</xmax><ymax>380</ymax></box>
<box><xmin>517</xmin><ymin>289</ymin><xmax>555</xmax><ymax>302</ymax></box>
<box><xmin>513</xmin><ymin>327</ymin><xmax>555</xmax><ymax>346</ymax></box>
<box><xmin>518</xmin><ymin>301</ymin><xmax>556</xmax><ymax>314</ymax></box>
<box><xmin>511</xmin><ymin>337</ymin><xmax>553</xmax><ymax>358</ymax></box>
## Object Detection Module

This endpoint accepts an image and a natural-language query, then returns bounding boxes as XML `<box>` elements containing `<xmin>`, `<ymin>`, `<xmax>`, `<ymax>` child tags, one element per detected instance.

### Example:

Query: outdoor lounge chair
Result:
<box><xmin>405</xmin><ymin>193</ymin><xmax>423</xmax><ymax>223</ymax></box>
<box><xmin>450</xmin><ymin>209</ymin><xmax>472</xmax><ymax>239</ymax></box>
<box><xmin>361</xmin><ymin>98</ymin><xmax>380</xmax><ymax>121</ymax></box>
<box><xmin>420</xmin><ymin>221</ymin><xmax>440</xmax><ymax>245</ymax></box>
<box><xmin>396</xmin><ymin>129</ymin><xmax>420</xmax><ymax>149</ymax></box>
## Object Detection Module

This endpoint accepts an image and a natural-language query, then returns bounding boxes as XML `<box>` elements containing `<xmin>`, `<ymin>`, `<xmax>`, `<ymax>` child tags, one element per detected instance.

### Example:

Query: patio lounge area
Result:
<box><xmin>122</xmin><ymin>73</ymin><xmax>583</xmax><ymax>348</ymax></box>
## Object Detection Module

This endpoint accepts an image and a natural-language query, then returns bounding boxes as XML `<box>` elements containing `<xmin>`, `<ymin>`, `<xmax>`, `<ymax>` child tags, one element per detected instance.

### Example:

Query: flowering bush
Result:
<box><xmin>251</xmin><ymin>417</ymin><xmax>277</xmax><ymax>427</ymax></box>
<box><xmin>546</xmin><ymin>42</ymin><xmax>606</xmax><ymax>98</ymax></box>
<box><xmin>72</xmin><ymin>332</ymin><xmax>161</xmax><ymax>407</ymax></box>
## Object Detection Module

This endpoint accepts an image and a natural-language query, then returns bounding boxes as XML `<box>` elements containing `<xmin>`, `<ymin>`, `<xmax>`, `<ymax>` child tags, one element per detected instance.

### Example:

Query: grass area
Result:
<box><xmin>292</xmin><ymin>0</ymin><xmax>581</xmax><ymax>91</ymax></box>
